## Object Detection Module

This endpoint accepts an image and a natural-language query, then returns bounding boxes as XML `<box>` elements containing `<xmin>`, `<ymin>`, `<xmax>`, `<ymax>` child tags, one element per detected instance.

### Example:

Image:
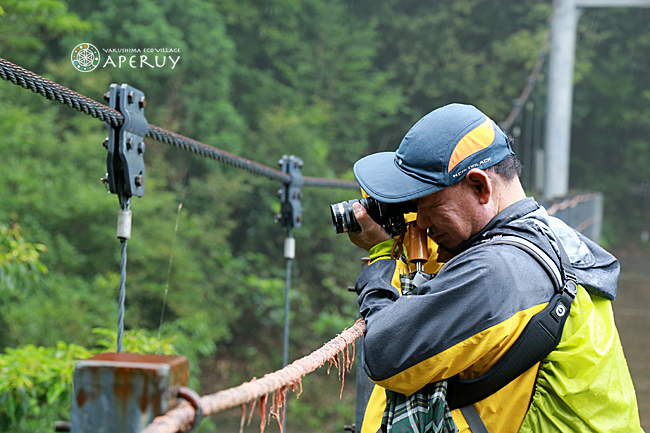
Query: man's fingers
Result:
<box><xmin>352</xmin><ymin>202</ymin><xmax>366</xmax><ymax>221</ymax></box>
<box><xmin>348</xmin><ymin>202</ymin><xmax>392</xmax><ymax>251</ymax></box>
<box><xmin>352</xmin><ymin>202</ymin><xmax>375</xmax><ymax>232</ymax></box>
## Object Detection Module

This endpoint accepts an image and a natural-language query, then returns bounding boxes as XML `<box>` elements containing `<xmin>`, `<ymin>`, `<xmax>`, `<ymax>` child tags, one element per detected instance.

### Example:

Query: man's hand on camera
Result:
<box><xmin>347</xmin><ymin>202</ymin><xmax>392</xmax><ymax>251</ymax></box>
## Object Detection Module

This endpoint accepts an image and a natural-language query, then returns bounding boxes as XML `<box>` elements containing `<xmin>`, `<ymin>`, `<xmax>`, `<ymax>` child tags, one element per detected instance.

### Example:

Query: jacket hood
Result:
<box><xmin>525</xmin><ymin>204</ymin><xmax>619</xmax><ymax>300</ymax></box>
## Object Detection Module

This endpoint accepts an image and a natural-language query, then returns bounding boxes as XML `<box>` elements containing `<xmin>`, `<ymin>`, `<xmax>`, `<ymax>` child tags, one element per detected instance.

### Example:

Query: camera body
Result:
<box><xmin>330</xmin><ymin>197</ymin><xmax>417</xmax><ymax>237</ymax></box>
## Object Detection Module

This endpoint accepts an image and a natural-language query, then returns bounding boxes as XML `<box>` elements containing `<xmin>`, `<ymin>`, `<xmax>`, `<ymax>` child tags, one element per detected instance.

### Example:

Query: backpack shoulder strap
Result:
<box><xmin>446</xmin><ymin>235</ymin><xmax>577</xmax><ymax>410</ymax></box>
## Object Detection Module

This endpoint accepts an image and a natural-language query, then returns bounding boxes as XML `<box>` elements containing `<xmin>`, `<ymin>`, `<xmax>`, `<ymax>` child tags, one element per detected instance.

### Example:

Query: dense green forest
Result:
<box><xmin>0</xmin><ymin>0</ymin><xmax>648</xmax><ymax>431</ymax></box>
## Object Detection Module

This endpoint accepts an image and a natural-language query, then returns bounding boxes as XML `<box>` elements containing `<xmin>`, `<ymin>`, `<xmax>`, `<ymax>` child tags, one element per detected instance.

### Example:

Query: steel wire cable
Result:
<box><xmin>303</xmin><ymin>176</ymin><xmax>358</xmax><ymax>189</ymax></box>
<box><xmin>144</xmin><ymin>124</ymin><xmax>292</xmax><ymax>184</ymax></box>
<box><xmin>0</xmin><ymin>57</ymin><xmax>124</xmax><ymax>127</ymax></box>
<box><xmin>0</xmin><ymin>57</ymin><xmax>359</xmax><ymax>189</ymax></box>
<box><xmin>2</xmin><ymin>46</ymin><xmax>554</xmax><ymax>185</ymax></box>
<box><xmin>117</xmin><ymin>238</ymin><xmax>128</xmax><ymax>353</ymax></box>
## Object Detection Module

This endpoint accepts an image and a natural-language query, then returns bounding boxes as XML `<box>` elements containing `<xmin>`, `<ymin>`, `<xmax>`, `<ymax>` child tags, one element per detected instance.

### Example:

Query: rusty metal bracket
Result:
<box><xmin>71</xmin><ymin>353</ymin><xmax>189</xmax><ymax>433</ymax></box>
<box><xmin>177</xmin><ymin>386</ymin><xmax>203</xmax><ymax>433</ymax></box>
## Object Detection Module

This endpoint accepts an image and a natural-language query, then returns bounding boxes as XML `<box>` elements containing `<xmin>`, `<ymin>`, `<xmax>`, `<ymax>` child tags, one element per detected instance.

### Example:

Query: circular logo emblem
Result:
<box><xmin>555</xmin><ymin>304</ymin><xmax>566</xmax><ymax>317</ymax></box>
<box><xmin>71</xmin><ymin>43</ymin><xmax>100</xmax><ymax>72</ymax></box>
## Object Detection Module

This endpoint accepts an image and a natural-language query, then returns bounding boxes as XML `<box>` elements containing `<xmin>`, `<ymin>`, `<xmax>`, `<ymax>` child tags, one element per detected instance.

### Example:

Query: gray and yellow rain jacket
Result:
<box><xmin>356</xmin><ymin>198</ymin><xmax>642</xmax><ymax>433</ymax></box>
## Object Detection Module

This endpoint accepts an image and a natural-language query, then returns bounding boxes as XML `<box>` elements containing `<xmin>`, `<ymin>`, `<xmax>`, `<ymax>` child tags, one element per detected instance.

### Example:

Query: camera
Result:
<box><xmin>330</xmin><ymin>197</ymin><xmax>417</xmax><ymax>237</ymax></box>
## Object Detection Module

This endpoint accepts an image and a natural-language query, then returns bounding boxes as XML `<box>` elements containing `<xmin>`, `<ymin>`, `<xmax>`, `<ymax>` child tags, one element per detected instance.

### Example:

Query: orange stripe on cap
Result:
<box><xmin>448</xmin><ymin>117</ymin><xmax>495</xmax><ymax>172</ymax></box>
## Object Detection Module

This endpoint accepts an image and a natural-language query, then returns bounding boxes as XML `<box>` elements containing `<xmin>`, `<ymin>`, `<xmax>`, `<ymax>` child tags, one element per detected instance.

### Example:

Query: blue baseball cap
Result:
<box><xmin>353</xmin><ymin>103</ymin><xmax>513</xmax><ymax>203</ymax></box>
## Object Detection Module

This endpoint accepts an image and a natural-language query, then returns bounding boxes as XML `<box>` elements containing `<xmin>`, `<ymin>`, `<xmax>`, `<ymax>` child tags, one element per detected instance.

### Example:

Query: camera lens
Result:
<box><xmin>330</xmin><ymin>197</ymin><xmax>416</xmax><ymax>237</ymax></box>
<box><xmin>330</xmin><ymin>200</ymin><xmax>361</xmax><ymax>234</ymax></box>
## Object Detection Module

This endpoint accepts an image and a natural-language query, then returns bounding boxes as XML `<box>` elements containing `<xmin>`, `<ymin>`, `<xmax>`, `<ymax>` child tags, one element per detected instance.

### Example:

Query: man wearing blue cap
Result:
<box><xmin>350</xmin><ymin>104</ymin><xmax>642</xmax><ymax>433</ymax></box>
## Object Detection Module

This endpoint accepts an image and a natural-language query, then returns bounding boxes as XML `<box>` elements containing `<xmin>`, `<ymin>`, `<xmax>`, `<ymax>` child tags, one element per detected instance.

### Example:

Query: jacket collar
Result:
<box><xmin>442</xmin><ymin>197</ymin><xmax>539</xmax><ymax>256</ymax></box>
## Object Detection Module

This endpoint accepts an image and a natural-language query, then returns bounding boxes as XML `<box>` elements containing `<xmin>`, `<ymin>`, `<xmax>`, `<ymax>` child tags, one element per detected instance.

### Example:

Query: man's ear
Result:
<box><xmin>465</xmin><ymin>169</ymin><xmax>492</xmax><ymax>205</ymax></box>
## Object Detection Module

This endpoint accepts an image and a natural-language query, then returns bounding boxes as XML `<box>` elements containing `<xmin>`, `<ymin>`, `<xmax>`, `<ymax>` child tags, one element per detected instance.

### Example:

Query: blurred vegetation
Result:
<box><xmin>0</xmin><ymin>342</ymin><xmax>91</xmax><ymax>433</ymax></box>
<box><xmin>0</xmin><ymin>0</ymin><xmax>648</xmax><ymax>431</ymax></box>
<box><xmin>0</xmin><ymin>329</ymin><xmax>182</xmax><ymax>433</ymax></box>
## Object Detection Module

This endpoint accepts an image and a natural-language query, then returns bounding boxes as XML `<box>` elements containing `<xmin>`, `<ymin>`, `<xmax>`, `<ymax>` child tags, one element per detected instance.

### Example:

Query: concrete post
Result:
<box><xmin>544</xmin><ymin>0</ymin><xmax>650</xmax><ymax>199</ymax></box>
<box><xmin>544</xmin><ymin>0</ymin><xmax>581</xmax><ymax>199</ymax></box>
<box><xmin>71</xmin><ymin>353</ymin><xmax>189</xmax><ymax>433</ymax></box>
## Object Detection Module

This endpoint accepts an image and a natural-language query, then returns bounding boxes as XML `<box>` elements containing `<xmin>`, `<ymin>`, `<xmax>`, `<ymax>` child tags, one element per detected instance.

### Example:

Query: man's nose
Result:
<box><xmin>416</xmin><ymin>212</ymin><xmax>430</xmax><ymax>230</ymax></box>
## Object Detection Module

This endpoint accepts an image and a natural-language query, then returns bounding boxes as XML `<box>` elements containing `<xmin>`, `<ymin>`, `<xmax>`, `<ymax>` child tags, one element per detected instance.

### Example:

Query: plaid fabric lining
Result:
<box><xmin>400</xmin><ymin>271</ymin><xmax>418</xmax><ymax>296</ymax></box>
<box><xmin>382</xmin><ymin>271</ymin><xmax>457</xmax><ymax>433</ymax></box>
<box><xmin>381</xmin><ymin>381</ymin><xmax>458</xmax><ymax>433</ymax></box>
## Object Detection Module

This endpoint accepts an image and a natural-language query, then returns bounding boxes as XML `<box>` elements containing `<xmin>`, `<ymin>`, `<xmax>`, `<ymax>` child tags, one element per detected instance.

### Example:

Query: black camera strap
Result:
<box><xmin>445</xmin><ymin>235</ymin><xmax>577</xmax><ymax>418</ymax></box>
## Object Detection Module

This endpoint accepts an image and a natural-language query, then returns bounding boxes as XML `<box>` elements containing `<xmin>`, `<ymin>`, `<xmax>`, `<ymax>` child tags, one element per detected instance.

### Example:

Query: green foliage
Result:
<box><xmin>91</xmin><ymin>328</ymin><xmax>177</xmax><ymax>355</ymax></box>
<box><xmin>0</xmin><ymin>329</ymin><xmax>186</xmax><ymax>433</ymax></box>
<box><xmin>222</xmin><ymin>0</ymin><xmax>404</xmax><ymax>169</ymax></box>
<box><xmin>0</xmin><ymin>0</ymin><xmax>648</xmax><ymax>431</ymax></box>
<box><xmin>0</xmin><ymin>223</ymin><xmax>48</xmax><ymax>292</ymax></box>
<box><xmin>0</xmin><ymin>342</ymin><xmax>91</xmax><ymax>433</ymax></box>
<box><xmin>0</xmin><ymin>0</ymin><xmax>92</xmax><ymax>70</ymax></box>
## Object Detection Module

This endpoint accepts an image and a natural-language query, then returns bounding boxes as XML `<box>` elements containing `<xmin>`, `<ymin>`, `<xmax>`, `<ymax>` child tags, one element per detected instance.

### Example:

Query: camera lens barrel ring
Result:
<box><xmin>337</xmin><ymin>202</ymin><xmax>349</xmax><ymax>232</ymax></box>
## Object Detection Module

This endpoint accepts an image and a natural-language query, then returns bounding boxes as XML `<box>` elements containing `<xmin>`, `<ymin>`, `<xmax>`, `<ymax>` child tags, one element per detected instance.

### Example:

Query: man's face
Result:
<box><xmin>412</xmin><ymin>182</ymin><xmax>481</xmax><ymax>249</ymax></box>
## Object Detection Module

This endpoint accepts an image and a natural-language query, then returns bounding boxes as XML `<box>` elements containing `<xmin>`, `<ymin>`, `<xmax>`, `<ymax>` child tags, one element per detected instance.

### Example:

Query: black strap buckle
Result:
<box><xmin>552</xmin><ymin>278</ymin><xmax>577</xmax><ymax>322</ymax></box>
<box><xmin>562</xmin><ymin>274</ymin><xmax>578</xmax><ymax>299</ymax></box>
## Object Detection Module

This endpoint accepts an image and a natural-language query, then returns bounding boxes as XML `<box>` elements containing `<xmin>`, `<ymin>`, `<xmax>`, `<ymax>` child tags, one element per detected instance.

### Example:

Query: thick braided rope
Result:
<box><xmin>140</xmin><ymin>319</ymin><xmax>366</xmax><ymax>433</ymax></box>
